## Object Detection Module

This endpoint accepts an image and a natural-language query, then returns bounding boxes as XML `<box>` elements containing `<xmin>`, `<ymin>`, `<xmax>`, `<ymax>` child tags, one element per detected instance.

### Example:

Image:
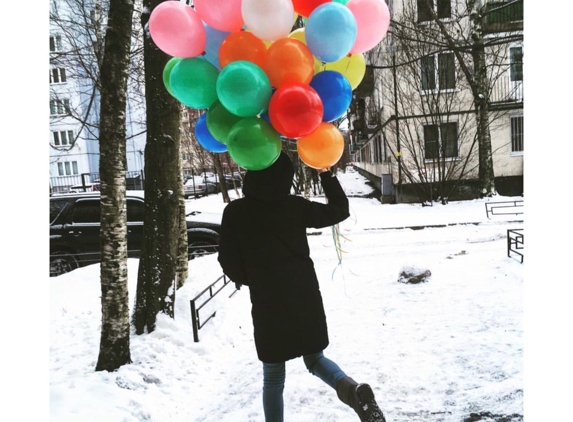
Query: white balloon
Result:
<box><xmin>242</xmin><ymin>0</ymin><xmax>295</xmax><ymax>42</ymax></box>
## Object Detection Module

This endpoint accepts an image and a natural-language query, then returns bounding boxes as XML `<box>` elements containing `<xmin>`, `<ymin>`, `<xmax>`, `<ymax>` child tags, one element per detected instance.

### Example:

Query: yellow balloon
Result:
<box><xmin>288</xmin><ymin>28</ymin><xmax>306</xmax><ymax>44</ymax></box>
<box><xmin>315</xmin><ymin>53</ymin><xmax>366</xmax><ymax>90</ymax></box>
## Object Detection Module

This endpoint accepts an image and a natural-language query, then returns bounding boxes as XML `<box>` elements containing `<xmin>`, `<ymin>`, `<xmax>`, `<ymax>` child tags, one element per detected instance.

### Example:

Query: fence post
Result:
<box><xmin>190</xmin><ymin>300</ymin><xmax>199</xmax><ymax>342</ymax></box>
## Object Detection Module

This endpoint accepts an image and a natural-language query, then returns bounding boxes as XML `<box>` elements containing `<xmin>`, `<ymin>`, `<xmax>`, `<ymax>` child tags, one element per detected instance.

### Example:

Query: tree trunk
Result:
<box><xmin>176</xmin><ymin>148</ymin><xmax>188</xmax><ymax>290</ymax></box>
<box><xmin>133</xmin><ymin>0</ymin><xmax>186</xmax><ymax>334</ymax></box>
<box><xmin>95</xmin><ymin>0</ymin><xmax>134</xmax><ymax>372</ymax></box>
<box><xmin>472</xmin><ymin>25</ymin><xmax>496</xmax><ymax>196</ymax></box>
<box><xmin>213</xmin><ymin>153</ymin><xmax>231</xmax><ymax>203</ymax></box>
<box><xmin>470</xmin><ymin>1</ymin><xmax>495</xmax><ymax>197</ymax></box>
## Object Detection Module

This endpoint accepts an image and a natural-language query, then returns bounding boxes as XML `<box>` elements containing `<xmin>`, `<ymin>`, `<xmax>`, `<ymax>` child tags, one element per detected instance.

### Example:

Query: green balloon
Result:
<box><xmin>163</xmin><ymin>57</ymin><xmax>182</xmax><ymax>97</ymax></box>
<box><xmin>170</xmin><ymin>58</ymin><xmax>219</xmax><ymax>109</ymax></box>
<box><xmin>332</xmin><ymin>0</ymin><xmax>350</xmax><ymax>4</ymax></box>
<box><xmin>227</xmin><ymin>118</ymin><xmax>282</xmax><ymax>170</ymax></box>
<box><xmin>206</xmin><ymin>100</ymin><xmax>243</xmax><ymax>145</ymax></box>
<box><xmin>216</xmin><ymin>60</ymin><xmax>272</xmax><ymax>118</ymax></box>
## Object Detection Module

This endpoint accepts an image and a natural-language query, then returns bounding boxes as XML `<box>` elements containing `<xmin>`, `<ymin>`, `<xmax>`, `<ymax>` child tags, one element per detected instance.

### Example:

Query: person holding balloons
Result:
<box><xmin>217</xmin><ymin>151</ymin><xmax>386</xmax><ymax>422</ymax></box>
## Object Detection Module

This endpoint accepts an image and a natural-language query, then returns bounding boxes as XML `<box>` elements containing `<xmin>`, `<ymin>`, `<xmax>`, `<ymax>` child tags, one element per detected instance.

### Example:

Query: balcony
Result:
<box><xmin>490</xmin><ymin>76</ymin><xmax>523</xmax><ymax>104</ymax></box>
<box><xmin>483</xmin><ymin>0</ymin><xmax>523</xmax><ymax>33</ymax></box>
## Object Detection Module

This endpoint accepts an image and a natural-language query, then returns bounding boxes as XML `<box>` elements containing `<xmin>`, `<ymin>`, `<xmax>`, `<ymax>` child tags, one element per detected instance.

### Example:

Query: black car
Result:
<box><xmin>50</xmin><ymin>191</ymin><xmax>222</xmax><ymax>277</ymax></box>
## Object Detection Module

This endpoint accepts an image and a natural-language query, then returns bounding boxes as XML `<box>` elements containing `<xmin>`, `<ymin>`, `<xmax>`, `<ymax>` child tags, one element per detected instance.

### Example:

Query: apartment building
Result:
<box><xmin>49</xmin><ymin>0</ymin><xmax>146</xmax><ymax>193</ymax></box>
<box><xmin>348</xmin><ymin>0</ymin><xmax>523</xmax><ymax>203</ymax></box>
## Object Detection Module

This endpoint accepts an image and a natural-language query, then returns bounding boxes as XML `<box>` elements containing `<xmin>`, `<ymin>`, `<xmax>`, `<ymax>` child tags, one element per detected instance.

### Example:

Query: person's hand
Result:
<box><xmin>317</xmin><ymin>168</ymin><xmax>330</xmax><ymax>174</ymax></box>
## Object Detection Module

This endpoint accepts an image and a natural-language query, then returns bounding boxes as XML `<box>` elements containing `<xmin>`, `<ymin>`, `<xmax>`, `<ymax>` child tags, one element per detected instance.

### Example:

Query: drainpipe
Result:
<box><xmin>392</xmin><ymin>44</ymin><xmax>402</xmax><ymax>201</ymax></box>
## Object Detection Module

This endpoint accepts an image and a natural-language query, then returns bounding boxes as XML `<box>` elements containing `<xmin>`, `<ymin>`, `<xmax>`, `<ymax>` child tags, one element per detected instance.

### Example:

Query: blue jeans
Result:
<box><xmin>262</xmin><ymin>351</ymin><xmax>347</xmax><ymax>422</ymax></box>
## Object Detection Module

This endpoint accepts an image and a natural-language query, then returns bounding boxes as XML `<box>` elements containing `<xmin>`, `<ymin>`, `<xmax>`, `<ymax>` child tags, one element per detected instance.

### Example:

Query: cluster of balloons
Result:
<box><xmin>149</xmin><ymin>0</ymin><xmax>390</xmax><ymax>171</ymax></box>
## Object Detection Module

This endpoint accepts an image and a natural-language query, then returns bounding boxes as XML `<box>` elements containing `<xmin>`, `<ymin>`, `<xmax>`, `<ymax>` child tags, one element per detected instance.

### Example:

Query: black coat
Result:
<box><xmin>217</xmin><ymin>153</ymin><xmax>350</xmax><ymax>363</ymax></box>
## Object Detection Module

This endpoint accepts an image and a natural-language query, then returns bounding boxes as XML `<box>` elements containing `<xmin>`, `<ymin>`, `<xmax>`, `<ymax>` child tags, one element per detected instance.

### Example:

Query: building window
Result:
<box><xmin>417</xmin><ymin>0</ymin><xmax>451</xmax><ymax>23</ymax></box>
<box><xmin>509</xmin><ymin>46</ymin><xmax>523</xmax><ymax>82</ymax></box>
<box><xmin>421</xmin><ymin>52</ymin><xmax>455</xmax><ymax>91</ymax></box>
<box><xmin>50</xmin><ymin>99</ymin><xmax>70</xmax><ymax>116</ymax></box>
<box><xmin>50</xmin><ymin>35</ymin><xmax>62</xmax><ymax>52</ymax></box>
<box><xmin>424</xmin><ymin>122</ymin><xmax>458</xmax><ymax>159</ymax></box>
<box><xmin>57</xmin><ymin>161</ymin><xmax>79</xmax><ymax>176</ymax></box>
<box><xmin>50</xmin><ymin>68</ymin><xmax>67</xmax><ymax>84</ymax></box>
<box><xmin>53</xmin><ymin>130</ymin><xmax>74</xmax><ymax>146</ymax></box>
<box><xmin>510</xmin><ymin>115</ymin><xmax>523</xmax><ymax>153</ymax></box>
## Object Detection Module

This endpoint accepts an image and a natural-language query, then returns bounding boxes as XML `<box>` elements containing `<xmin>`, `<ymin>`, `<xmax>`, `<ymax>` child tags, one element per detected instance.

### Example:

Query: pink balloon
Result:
<box><xmin>194</xmin><ymin>0</ymin><xmax>244</xmax><ymax>33</ymax></box>
<box><xmin>149</xmin><ymin>1</ymin><xmax>206</xmax><ymax>58</ymax></box>
<box><xmin>347</xmin><ymin>0</ymin><xmax>390</xmax><ymax>54</ymax></box>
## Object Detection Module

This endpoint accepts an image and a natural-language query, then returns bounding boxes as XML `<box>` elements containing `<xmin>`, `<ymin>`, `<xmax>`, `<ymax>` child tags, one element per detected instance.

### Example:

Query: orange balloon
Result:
<box><xmin>264</xmin><ymin>38</ymin><xmax>314</xmax><ymax>88</ymax></box>
<box><xmin>297</xmin><ymin>122</ymin><xmax>345</xmax><ymax>169</ymax></box>
<box><xmin>219</xmin><ymin>31</ymin><xmax>267</xmax><ymax>69</ymax></box>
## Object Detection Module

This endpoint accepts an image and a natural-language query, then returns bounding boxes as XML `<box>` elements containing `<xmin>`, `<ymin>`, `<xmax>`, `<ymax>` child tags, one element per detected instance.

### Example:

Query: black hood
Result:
<box><xmin>242</xmin><ymin>152</ymin><xmax>294</xmax><ymax>201</ymax></box>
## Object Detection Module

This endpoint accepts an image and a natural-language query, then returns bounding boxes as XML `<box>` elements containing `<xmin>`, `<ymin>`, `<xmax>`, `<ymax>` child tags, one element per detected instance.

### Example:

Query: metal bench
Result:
<box><xmin>485</xmin><ymin>200</ymin><xmax>524</xmax><ymax>219</ymax></box>
<box><xmin>507</xmin><ymin>228</ymin><xmax>524</xmax><ymax>263</ymax></box>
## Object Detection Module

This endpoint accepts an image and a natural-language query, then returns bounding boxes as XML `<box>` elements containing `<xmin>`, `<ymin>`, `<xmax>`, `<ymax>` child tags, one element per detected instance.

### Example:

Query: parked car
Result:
<box><xmin>224</xmin><ymin>173</ymin><xmax>242</xmax><ymax>188</ymax></box>
<box><xmin>200</xmin><ymin>172</ymin><xmax>217</xmax><ymax>182</ymax></box>
<box><xmin>50</xmin><ymin>191</ymin><xmax>222</xmax><ymax>277</ymax></box>
<box><xmin>184</xmin><ymin>175</ymin><xmax>218</xmax><ymax>198</ymax></box>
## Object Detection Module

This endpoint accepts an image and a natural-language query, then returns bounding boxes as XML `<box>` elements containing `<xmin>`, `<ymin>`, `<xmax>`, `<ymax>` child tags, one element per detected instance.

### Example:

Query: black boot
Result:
<box><xmin>335</xmin><ymin>376</ymin><xmax>386</xmax><ymax>422</ymax></box>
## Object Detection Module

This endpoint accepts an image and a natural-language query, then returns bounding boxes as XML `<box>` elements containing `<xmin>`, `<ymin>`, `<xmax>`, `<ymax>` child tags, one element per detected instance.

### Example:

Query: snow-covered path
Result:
<box><xmin>49</xmin><ymin>170</ymin><xmax>524</xmax><ymax>421</ymax></box>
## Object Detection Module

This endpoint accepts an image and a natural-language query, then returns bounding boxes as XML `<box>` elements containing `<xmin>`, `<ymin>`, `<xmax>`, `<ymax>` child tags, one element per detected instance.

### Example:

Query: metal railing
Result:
<box><xmin>189</xmin><ymin>274</ymin><xmax>239</xmax><ymax>342</ymax></box>
<box><xmin>485</xmin><ymin>200</ymin><xmax>524</xmax><ymax>219</ymax></box>
<box><xmin>507</xmin><ymin>228</ymin><xmax>524</xmax><ymax>263</ymax></box>
<box><xmin>484</xmin><ymin>0</ymin><xmax>523</xmax><ymax>24</ymax></box>
<box><xmin>50</xmin><ymin>171</ymin><xmax>144</xmax><ymax>194</ymax></box>
<box><xmin>490</xmin><ymin>77</ymin><xmax>523</xmax><ymax>104</ymax></box>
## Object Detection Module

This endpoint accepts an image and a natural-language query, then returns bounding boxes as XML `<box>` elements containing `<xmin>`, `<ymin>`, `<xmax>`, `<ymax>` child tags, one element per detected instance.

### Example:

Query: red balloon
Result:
<box><xmin>268</xmin><ymin>83</ymin><xmax>324</xmax><ymax>139</ymax></box>
<box><xmin>292</xmin><ymin>0</ymin><xmax>331</xmax><ymax>17</ymax></box>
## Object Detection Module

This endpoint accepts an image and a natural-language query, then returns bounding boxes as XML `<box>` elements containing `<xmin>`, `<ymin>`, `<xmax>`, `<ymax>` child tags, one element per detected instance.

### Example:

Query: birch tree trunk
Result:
<box><xmin>132</xmin><ymin>0</ymin><xmax>186</xmax><ymax>334</ymax></box>
<box><xmin>95</xmin><ymin>0</ymin><xmax>134</xmax><ymax>372</ymax></box>
<box><xmin>471</xmin><ymin>5</ymin><xmax>496</xmax><ymax>196</ymax></box>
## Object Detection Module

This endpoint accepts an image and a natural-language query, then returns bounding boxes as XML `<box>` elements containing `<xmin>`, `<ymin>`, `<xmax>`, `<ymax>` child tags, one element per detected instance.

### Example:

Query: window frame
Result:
<box><xmin>417</xmin><ymin>0</ymin><xmax>453</xmax><ymax>24</ymax></box>
<box><xmin>509</xmin><ymin>45</ymin><xmax>523</xmax><ymax>82</ymax></box>
<box><xmin>50</xmin><ymin>98</ymin><xmax>70</xmax><ymax>116</ymax></box>
<box><xmin>510</xmin><ymin>114</ymin><xmax>523</xmax><ymax>156</ymax></box>
<box><xmin>50</xmin><ymin>67</ymin><xmax>67</xmax><ymax>84</ymax></box>
<box><xmin>420</xmin><ymin>52</ymin><xmax>456</xmax><ymax>94</ymax></box>
<box><xmin>50</xmin><ymin>34</ymin><xmax>62</xmax><ymax>52</ymax></box>
<box><xmin>52</xmin><ymin>130</ymin><xmax>74</xmax><ymax>147</ymax></box>
<box><xmin>57</xmin><ymin>160</ymin><xmax>79</xmax><ymax>176</ymax></box>
<box><xmin>423</xmin><ymin>121</ymin><xmax>459</xmax><ymax>161</ymax></box>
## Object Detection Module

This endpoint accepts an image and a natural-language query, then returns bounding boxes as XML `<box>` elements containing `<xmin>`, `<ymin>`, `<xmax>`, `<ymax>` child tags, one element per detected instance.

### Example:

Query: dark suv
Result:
<box><xmin>50</xmin><ymin>191</ymin><xmax>222</xmax><ymax>277</ymax></box>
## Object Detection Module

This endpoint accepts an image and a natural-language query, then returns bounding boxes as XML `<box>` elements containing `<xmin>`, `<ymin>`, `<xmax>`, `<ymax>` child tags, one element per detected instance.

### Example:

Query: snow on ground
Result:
<box><xmin>46</xmin><ymin>167</ymin><xmax>529</xmax><ymax>422</ymax></box>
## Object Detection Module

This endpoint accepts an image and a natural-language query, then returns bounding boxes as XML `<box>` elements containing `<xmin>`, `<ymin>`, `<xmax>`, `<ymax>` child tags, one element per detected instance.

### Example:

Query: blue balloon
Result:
<box><xmin>305</xmin><ymin>3</ymin><xmax>357</xmax><ymax>63</ymax></box>
<box><xmin>203</xmin><ymin>23</ymin><xmax>230</xmax><ymax>70</ymax></box>
<box><xmin>310</xmin><ymin>70</ymin><xmax>353</xmax><ymax>122</ymax></box>
<box><xmin>195</xmin><ymin>113</ymin><xmax>228</xmax><ymax>153</ymax></box>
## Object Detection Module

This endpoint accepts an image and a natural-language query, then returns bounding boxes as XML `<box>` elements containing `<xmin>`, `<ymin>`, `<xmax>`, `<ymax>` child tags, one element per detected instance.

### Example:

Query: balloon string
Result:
<box><xmin>344</xmin><ymin>56</ymin><xmax>351</xmax><ymax>74</ymax></box>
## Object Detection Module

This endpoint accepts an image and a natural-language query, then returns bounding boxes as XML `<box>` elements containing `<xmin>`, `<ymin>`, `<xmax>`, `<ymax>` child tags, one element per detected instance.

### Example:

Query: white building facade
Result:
<box><xmin>49</xmin><ymin>0</ymin><xmax>146</xmax><ymax>193</ymax></box>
